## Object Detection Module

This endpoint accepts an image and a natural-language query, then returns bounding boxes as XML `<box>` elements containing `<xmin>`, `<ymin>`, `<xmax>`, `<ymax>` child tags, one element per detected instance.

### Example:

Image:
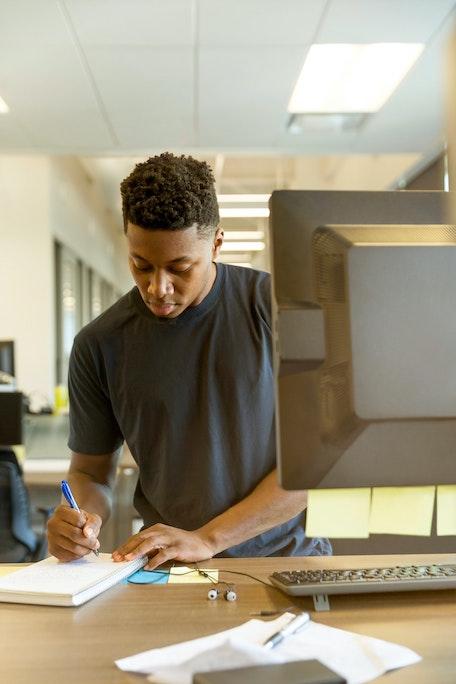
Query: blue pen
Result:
<box><xmin>61</xmin><ymin>480</ymin><xmax>99</xmax><ymax>556</ymax></box>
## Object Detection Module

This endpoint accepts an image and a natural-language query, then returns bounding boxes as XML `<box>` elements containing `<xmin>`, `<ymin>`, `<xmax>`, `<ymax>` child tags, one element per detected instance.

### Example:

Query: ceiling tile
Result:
<box><xmin>199</xmin><ymin>0</ymin><xmax>326</xmax><ymax>46</ymax></box>
<box><xmin>0</xmin><ymin>1</ymin><xmax>72</xmax><ymax>47</ymax></box>
<box><xmin>350</xmin><ymin>13</ymin><xmax>452</xmax><ymax>154</ymax></box>
<box><xmin>318</xmin><ymin>0</ymin><xmax>456</xmax><ymax>43</ymax></box>
<box><xmin>0</xmin><ymin>42</ymin><xmax>115</xmax><ymax>149</ymax></box>
<box><xmin>65</xmin><ymin>0</ymin><xmax>194</xmax><ymax>46</ymax></box>
<box><xmin>199</xmin><ymin>45</ymin><xmax>306</xmax><ymax>147</ymax></box>
<box><xmin>84</xmin><ymin>46</ymin><xmax>194</xmax><ymax>147</ymax></box>
<box><xmin>0</xmin><ymin>115</ymin><xmax>33</xmax><ymax>148</ymax></box>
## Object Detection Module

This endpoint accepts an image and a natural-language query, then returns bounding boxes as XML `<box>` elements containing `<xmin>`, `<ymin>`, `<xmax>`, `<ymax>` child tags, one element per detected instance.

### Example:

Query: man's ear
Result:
<box><xmin>212</xmin><ymin>227</ymin><xmax>224</xmax><ymax>260</ymax></box>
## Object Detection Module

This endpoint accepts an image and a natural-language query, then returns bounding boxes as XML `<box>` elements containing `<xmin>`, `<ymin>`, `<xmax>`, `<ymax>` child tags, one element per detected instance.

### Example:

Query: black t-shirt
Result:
<box><xmin>68</xmin><ymin>263</ymin><xmax>330</xmax><ymax>557</ymax></box>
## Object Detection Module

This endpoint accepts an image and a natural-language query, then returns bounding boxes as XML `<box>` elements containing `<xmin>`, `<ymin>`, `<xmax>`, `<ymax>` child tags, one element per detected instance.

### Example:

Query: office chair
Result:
<box><xmin>0</xmin><ymin>448</ymin><xmax>51</xmax><ymax>562</ymax></box>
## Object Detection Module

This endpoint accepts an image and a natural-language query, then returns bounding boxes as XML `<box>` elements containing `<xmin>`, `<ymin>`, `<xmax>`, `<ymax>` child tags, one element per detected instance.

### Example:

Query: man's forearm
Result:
<box><xmin>65</xmin><ymin>471</ymin><xmax>114</xmax><ymax>524</ymax></box>
<box><xmin>198</xmin><ymin>469</ymin><xmax>307</xmax><ymax>555</ymax></box>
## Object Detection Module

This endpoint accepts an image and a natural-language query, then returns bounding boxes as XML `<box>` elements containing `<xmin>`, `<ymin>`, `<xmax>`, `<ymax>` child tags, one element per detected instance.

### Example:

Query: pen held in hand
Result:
<box><xmin>263</xmin><ymin>612</ymin><xmax>310</xmax><ymax>650</ymax></box>
<box><xmin>60</xmin><ymin>480</ymin><xmax>100</xmax><ymax>557</ymax></box>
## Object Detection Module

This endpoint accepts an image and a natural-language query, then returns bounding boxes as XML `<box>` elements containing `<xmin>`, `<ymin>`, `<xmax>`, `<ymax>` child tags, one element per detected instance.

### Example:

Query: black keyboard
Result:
<box><xmin>270</xmin><ymin>564</ymin><xmax>456</xmax><ymax>596</ymax></box>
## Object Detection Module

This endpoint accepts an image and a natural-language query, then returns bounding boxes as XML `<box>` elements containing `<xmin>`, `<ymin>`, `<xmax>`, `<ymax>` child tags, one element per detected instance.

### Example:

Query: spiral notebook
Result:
<box><xmin>0</xmin><ymin>552</ymin><xmax>146</xmax><ymax>606</ymax></box>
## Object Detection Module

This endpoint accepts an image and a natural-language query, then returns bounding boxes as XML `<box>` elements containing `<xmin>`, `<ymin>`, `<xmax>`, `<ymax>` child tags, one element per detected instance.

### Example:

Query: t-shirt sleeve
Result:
<box><xmin>68</xmin><ymin>332</ymin><xmax>124</xmax><ymax>455</ymax></box>
<box><xmin>256</xmin><ymin>271</ymin><xmax>272</xmax><ymax>331</ymax></box>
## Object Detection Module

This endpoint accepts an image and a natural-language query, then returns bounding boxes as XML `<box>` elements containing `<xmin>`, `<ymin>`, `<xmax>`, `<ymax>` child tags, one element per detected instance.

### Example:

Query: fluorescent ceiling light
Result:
<box><xmin>217</xmin><ymin>194</ymin><xmax>270</xmax><ymax>203</ymax></box>
<box><xmin>221</xmin><ymin>241</ymin><xmax>265</xmax><ymax>252</ymax></box>
<box><xmin>223</xmin><ymin>231</ymin><xmax>264</xmax><ymax>240</ymax></box>
<box><xmin>219</xmin><ymin>254</ymin><xmax>251</xmax><ymax>263</ymax></box>
<box><xmin>230</xmin><ymin>263</ymin><xmax>253</xmax><ymax>268</ymax></box>
<box><xmin>288</xmin><ymin>112</ymin><xmax>368</xmax><ymax>133</ymax></box>
<box><xmin>220</xmin><ymin>207</ymin><xmax>269</xmax><ymax>218</ymax></box>
<box><xmin>0</xmin><ymin>96</ymin><xmax>9</xmax><ymax>114</ymax></box>
<box><xmin>288</xmin><ymin>43</ymin><xmax>424</xmax><ymax>114</ymax></box>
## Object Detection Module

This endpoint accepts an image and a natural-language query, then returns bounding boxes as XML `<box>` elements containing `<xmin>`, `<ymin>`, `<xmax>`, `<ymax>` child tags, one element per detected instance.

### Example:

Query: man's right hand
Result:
<box><xmin>47</xmin><ymin>505</ymin><xmax>102</xmax><ymax>562</ymax></box>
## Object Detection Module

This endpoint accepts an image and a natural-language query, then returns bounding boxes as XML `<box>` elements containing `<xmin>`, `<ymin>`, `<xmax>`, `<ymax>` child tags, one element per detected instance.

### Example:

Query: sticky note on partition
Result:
<box><xmin>168</xmin><ymin>567</ymin><xmax>219</xmax><ymax>584</ymax></box>
<box><xmin>369</xmin><ymin>487</ymin><xmax>435</xmax><ymax>536</ymax></box>
<box><xmin>305</xmin><ymin>488</ymin><xmax>371</xmax><ymax>538</ymax></box>
<box><xmin>437</xmin><ymin>485</ymin><xmax>456</xmax><ymax>536</ymax></box>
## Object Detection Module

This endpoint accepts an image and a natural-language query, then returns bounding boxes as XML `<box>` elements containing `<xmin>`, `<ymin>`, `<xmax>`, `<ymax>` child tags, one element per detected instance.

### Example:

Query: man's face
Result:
<box><xmin>126</xmin><ymin>222</ymin><xmax>223</xmax><ymax>318</ymax></box>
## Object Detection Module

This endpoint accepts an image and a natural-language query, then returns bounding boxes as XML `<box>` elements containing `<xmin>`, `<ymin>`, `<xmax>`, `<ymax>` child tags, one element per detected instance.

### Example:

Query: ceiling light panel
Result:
<box><xmin>220</xmin><ymin>242</ymin><xmax>265</xmax><ymax>252</ymax></box>
<box><xmin>0</xmin><ymin>96</ymin><xmax>9</xmax><ymax>114</ymax></box>
<box><xmin>217</xmin><ymin>194</ymin><xmax>271</xmax><ymax>203</ymax></box>
<box><xmin>288</xmin><ymin>43</ymin><xmax>424</xmax><ymax>114</ymax></box>
<box><xmin>220</xmin><ymin>207</ymin><xmax>269</xmax><ymax>218</ymax></box>
<box><xmin>223</xmin><ymin>231</ymin><xmax>265</xmax><ymax>240</ymax></box>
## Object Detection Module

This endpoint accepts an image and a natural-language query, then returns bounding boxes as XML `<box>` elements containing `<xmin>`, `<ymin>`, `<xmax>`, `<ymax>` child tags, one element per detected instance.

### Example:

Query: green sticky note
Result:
<box><xmin>436</xmin><ymin>485</ymin><xmax>456</xmax><ymax>536</ymax></box>
<box><xmin>369</xmin><ymin>486</ymin><xmax>435</xmax><ymax>536</ymax></box>
<box><xmin>305</xmin><ymin>488</ymin><xmax>371</xmax><ymax>538</ymax></box>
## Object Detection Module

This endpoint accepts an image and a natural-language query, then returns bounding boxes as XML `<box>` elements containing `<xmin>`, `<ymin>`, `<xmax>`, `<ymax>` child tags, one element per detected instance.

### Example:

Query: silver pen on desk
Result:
<box><xmin>263</xmin><ymin>612</ymin><xmax>310</xmax><ymax>650</ymax></box>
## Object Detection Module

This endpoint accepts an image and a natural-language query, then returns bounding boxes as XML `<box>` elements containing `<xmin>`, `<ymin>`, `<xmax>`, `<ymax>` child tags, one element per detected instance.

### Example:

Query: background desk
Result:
<box><xmin>1</xmin><ymin>554</ymin><xmax>455</xmax><ymax>684</ymax></box>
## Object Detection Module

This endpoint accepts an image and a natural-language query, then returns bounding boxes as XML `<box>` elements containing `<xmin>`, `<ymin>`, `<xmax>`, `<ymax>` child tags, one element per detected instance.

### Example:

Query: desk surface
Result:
<box><xmin>1</xmin><ymin>554</ymin><xmax>455</xmax><ymax>684</ymax></box>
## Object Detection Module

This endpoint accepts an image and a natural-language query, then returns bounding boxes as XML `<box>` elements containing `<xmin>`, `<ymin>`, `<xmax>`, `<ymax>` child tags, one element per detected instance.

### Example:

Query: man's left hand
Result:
<box><xmin>111</xmin><ymin>524</ymin><xmax>215</xmax><ymax>570</ymax></box>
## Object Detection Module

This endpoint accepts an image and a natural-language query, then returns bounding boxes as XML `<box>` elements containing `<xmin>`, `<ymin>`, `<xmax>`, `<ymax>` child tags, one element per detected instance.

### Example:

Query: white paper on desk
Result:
<box><xmin>277</xmin><ymin>621</ymin><xmax>420</xmax><ymax>684</ymax></box>
<box><xmin>115</xmin><ymin>614</ymin><xmax>289</xmax><ymax>673</ymax></box>
<box><xmin>115</xmin><ymin>612</ymin><xmax>421</xmax><ymax>684</ymax></box>
<box><xmin>148</xmin><ymin>639</ymin><xmax>281</xmax><ymax>684</ymax></box>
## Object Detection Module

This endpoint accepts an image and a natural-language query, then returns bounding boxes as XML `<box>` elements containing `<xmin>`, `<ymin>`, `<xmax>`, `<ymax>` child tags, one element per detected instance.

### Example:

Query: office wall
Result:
<box><xmin>405</xmin><ymin>154</ymin><xmax>446</xmax><ymax>190</ymax></box>
<box><xmin>0</xmin><ymin>155</ymin><xmax>132</xmax><ymax>403</ymax></box>
<box><xmin>0</xmin><ymin>156</ymin><xmax>54</xmax><ymax>403</ymax></box>
<box><xmin>50</xmin><ymin>157</ymin><xmax>131</xmax><ymax>289</ymax></box>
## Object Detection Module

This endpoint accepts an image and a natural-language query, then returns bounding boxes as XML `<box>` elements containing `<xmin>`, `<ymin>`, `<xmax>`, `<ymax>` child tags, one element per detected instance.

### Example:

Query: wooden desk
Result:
<box><xmin>1</xmin><ymin>554</ymin><xmax>455</xmax><ymax>684</ymax></box>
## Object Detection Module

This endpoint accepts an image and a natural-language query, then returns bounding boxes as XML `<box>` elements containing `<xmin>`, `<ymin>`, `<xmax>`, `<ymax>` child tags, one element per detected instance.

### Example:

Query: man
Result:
<box><xmin>47</xmin><ymin>153</ymin><xmax>330</xmax><ymax>569</ymax></box>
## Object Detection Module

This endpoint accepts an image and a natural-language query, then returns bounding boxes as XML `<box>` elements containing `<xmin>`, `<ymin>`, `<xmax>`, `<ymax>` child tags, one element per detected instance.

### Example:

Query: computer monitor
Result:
<box><xmin>0</xmin><ymin>340</ymin><xmax>15</xmax><ymax>379</ymax></box>
<box><xmin>0</xmin><ymin>392</ymin><xmax>23</xmax><ymax>446</ymax></box>
<box><xmin>270</xmin><ymin>190</ymin><xmax>456</xmax><ymax>492</ymax></box>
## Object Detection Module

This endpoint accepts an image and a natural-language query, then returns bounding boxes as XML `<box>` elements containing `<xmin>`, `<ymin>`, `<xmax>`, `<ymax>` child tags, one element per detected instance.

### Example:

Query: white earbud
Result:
<box><xmin>207</xmin><ymin>586</ymin><xmax>237</xmax><ymax>601</ymax></box>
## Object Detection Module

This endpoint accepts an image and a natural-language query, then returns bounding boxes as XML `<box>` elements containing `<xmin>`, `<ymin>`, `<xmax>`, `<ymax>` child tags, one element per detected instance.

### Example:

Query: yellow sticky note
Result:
<box><xmin>168</xmin><ymin>567</ymin><xmax>219</xmax><ymax>584</ymax></box>
<box><xmin>437</xmin><ymin>485</ymin><xmax>456</xmax><ymax>536</ymax></box>
<box><xmin>369</xmin><ymin>487</ymin><xmax>435</xmax><ymax>536</ymax></box>
<box><xmin>11</xmin><ymin>445</ymin><xmax>25</xmax><ymax>463</ymax></box>
<box><xmin>305</xmin><ymin>488</ymin><xmax>371</xmax><ymax>538</ymax></box>
<box><xmin>0</xmin><ymin>565</ymin><xmax>22</xmax><ymax>578</ymax></box>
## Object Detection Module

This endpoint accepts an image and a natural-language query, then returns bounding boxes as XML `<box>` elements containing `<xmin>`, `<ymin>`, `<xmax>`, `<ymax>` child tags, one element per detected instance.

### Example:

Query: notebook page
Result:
<box><xmin>0</xmin><ymin>553</ymin><xmax>139</xmax><ymax>596</ymax></box>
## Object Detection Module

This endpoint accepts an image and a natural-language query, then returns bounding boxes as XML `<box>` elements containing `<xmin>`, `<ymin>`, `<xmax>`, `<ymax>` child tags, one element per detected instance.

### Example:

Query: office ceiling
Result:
<box><xmin>0</xmin><ymin>0</ymin><xmax>454</xmax><ymax>155</ymax></box>
<box><xmin>1</xmin><ymin>0</ymin><xmax>455</xmax><ymax>266</ymax></box>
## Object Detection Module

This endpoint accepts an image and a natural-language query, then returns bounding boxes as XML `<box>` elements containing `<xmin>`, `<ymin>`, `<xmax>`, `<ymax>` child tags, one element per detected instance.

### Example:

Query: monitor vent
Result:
<box><xmin>312</xmin><ymin>229</ymin><xmax>353</xmax><ymax>441</ymax></box>
<box><xmin>325</xmin><ymin>304</ymin><xmax>350</xmax><ymax>366</ymax></box>
<box><xmin>313</xmin><ymin>231</ymin><xmax>345</xmax><ymax>302</ymax></box>
<box><xmin>312</xmin><ymin>230</ymin><xmax>350</xmax><ymax>366</ymax></box>
<box><xmin>320</xmin><ymin>363</ymin><xmax>352</xmax><ymax>437</ymax></box>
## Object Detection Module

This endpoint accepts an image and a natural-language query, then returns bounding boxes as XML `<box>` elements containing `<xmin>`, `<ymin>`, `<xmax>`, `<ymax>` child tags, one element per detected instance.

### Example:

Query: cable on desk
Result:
<box><xmin>128</xmin><ymin>561</ymin><xmax>295</xmax><ymax>606</ymax></box>
<box><xmin>193</xmin><ymin>563</ymin><xmax>285</xmax><ymax>595</ymax></box>
<box><xmin>127</xmin><ymin>563</ymin><xmax>297</xmax><ymax>614</ymax></box>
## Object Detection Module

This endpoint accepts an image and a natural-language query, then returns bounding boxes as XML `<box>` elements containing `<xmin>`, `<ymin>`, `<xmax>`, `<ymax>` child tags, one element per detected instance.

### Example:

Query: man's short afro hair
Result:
<box><xmin>120</xmin><ymin>152</ymin><xmax>219</xmax><ymax>237</ymax></box>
